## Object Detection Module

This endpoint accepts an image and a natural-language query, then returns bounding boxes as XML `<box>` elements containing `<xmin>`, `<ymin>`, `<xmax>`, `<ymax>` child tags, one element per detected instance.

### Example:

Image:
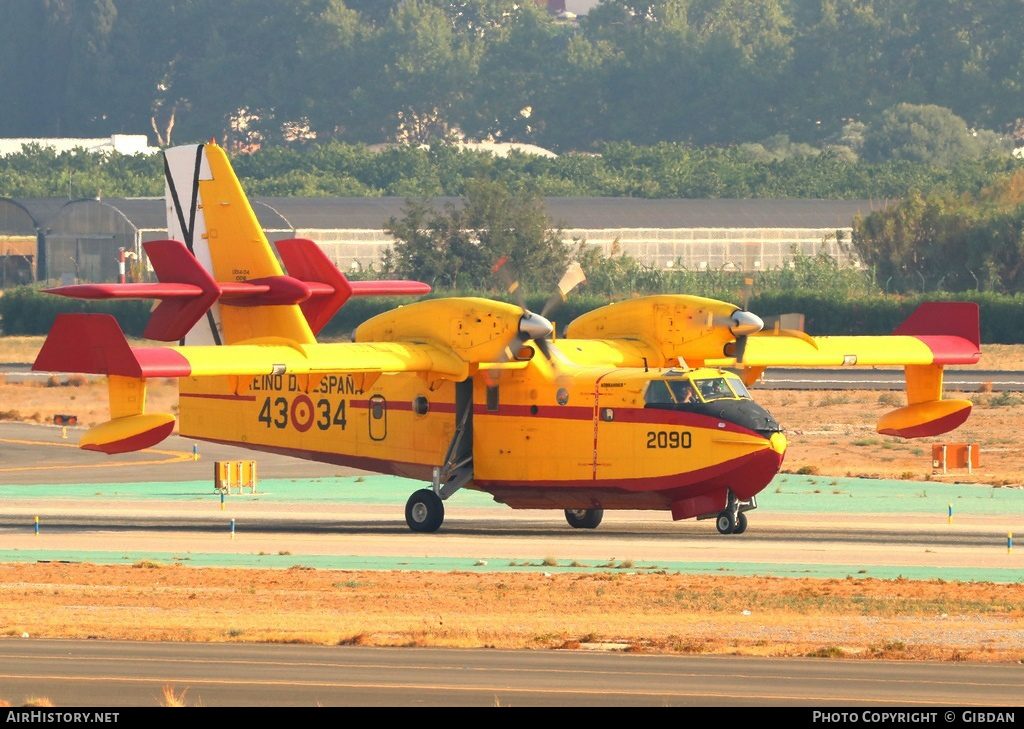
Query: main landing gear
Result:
<box><xmin>564</xmin><ymin>508</ymin><xmax>604</xmax><ymax>529</ymax></box>
<box><xmin>714</xmin><ymin>490</ymin><xmax>754</xmax><ymax>535</ymax></box>
<box><xmin>405</xmin><ymin>489</ymin><xmax>444</xmax><ymax>533</ymax></box>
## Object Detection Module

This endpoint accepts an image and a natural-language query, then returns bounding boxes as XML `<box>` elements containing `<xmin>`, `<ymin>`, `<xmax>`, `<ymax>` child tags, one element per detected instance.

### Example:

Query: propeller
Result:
<box><xmin>717</xmin><ymin>309</ymin><xmax>764</xmax><ymax>363</ymax></box>
<box><xmin>488</xmin><ymin>257</ymin><xmax>586</xmax><ymax>379</ymax></box>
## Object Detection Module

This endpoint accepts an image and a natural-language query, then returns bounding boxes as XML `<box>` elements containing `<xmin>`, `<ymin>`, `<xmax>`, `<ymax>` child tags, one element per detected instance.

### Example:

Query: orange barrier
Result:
<box><xmin>214</xmin><ymin>460</ymin><xmax>258</xmax><ymax>493</ymax></box>
<box><xmin>931</xmin><ymin>443</ymin><xmax>980</xmax><ymax>474</ymax></box>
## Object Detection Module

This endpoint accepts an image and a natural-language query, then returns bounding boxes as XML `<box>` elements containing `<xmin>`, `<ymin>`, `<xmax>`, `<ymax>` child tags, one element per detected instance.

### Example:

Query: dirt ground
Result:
<box><xmin>2</xmin><ymin>563</ymin><xmax>1023</xmax><ymax>662</ymax></box>
<box><xmin>3</xmin><ymin>338</ymin><xmax>1024</xmax><ymax>662</ymax></box>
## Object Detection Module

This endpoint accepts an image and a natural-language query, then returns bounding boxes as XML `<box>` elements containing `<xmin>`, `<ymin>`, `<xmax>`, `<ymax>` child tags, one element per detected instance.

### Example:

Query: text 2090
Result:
<box><xmin>646</xmin><ymin>431</ymin><xmax>691</xmax><ymax>449</ymax></box>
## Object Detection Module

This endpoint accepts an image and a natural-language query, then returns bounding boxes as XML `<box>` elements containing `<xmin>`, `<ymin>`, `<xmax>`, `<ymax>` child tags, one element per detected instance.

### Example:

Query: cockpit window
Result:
<box><xmin>728</xmin><ymin>378</ymin><xmax>752</xmax><ymax>399</ymax></box>
<box><xmin>696</xmin><ymin>377</ymin><xmax>731</xmax><ymax>401</ymax></box>
<box><xmin>644</xmin><ymin>375</ymin><xmax>751</xmax><ymax>406</ymax></box>
<box><xmin>694</xmin><ymin>376</ymin><xmax>750</xmax><ymax>402</ymax></box>
<box><xmin>668</xmin><ymin>380</ymin><xmax>698</xmax><ymax>404</ymax></box>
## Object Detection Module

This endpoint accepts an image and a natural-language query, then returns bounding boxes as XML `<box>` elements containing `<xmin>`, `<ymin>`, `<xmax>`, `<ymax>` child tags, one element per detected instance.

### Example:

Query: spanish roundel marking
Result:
<box><xmin>291</xmin><ymin>394</ymin><xmax>314</xmax><ymax>432</ymax></box>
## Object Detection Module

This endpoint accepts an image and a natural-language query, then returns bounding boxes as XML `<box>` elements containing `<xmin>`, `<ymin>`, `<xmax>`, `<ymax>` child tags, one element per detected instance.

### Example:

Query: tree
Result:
<box><xmin>0</xmin><ymin>0</ymin><xmax>119</xmax><ymax>137</ymax></box>
<box><xmin>862</xmin><ymin>103</ymin><xmax>1007</xmax><ymax>168</ymax></box>
<box><xmin>386</xmin><ymin>179</ymin><xmax>570</xmax><ymax>290</ymax></box>
<box><xmin>460</xmin><ymin>6</ymin><xmax>563</xmax><ymax>143</ymax></box>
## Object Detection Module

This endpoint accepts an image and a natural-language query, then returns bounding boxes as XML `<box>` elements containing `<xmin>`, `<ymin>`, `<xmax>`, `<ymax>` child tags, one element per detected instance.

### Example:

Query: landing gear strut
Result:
<box><xmin>405</xmin><ymin>489</ymin><xmax>444</xmax><ymax>532</ymax></box>
<box><xmin>564</xmin><ymin>508</ymin><xmax>604</xmax><ymax>529</ymax></box>
<box><xmin>715</xmin><ymin>490</ymin><xmax>753</xmax><ymax>535</ymax></box>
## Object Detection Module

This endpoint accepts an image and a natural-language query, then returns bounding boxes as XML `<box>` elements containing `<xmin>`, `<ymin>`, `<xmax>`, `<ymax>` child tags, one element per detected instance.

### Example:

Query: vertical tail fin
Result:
<box><xmin>163</xmin><ymin>142</ymin><xmax>315</xmax><ymax>345</ymax></box>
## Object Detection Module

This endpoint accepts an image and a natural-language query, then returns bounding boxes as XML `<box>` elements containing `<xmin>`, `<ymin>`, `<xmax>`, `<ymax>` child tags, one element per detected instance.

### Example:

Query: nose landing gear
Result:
<box><xmin>714</xmin><ymin>490</ymin><xmax>754</xmax><ymax>534</ymax></box>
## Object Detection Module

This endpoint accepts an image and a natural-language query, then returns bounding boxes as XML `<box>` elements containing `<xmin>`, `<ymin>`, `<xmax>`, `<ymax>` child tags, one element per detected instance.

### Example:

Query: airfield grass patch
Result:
<box><xmin>1</xmin><ymin>562</ymin><xmax>1023</xmax><ymax>661</ymax></box>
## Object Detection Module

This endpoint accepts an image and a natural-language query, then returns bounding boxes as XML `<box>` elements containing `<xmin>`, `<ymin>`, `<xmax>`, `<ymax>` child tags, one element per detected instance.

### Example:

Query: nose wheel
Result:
<box><xmin>715</xmin><ymin>510</ymin><xmax>747</xmax><ymax>535</ymax></box>
<box><xmin>715</xmin><ymin>490</ymin><xmax>751</xmax><ymax>534</ymax></box>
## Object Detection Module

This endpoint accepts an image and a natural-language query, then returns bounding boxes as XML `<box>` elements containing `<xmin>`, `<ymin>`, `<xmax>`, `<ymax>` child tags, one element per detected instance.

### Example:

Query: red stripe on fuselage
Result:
<box><xmin>180</xmin><ymin>392</ymin><xmax>257</xmax><ymax>401</ymax></box>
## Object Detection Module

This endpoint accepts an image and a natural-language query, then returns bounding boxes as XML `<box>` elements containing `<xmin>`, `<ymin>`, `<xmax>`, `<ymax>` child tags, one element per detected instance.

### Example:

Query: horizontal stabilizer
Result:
<box><xmin>81</xmin><ymin>413</ymin><xmax>176</xmax><ymax>454</ymax></box>
<box><xmin>276</xmin><ymin>238</ymin><xmax>430</xmax><ymax>334</ymax></box>
<box><xmin>144</xmin><ymin>240</ymin><xmax>221</xmax><ymax>340</ymax></box>
<box><xmin>350</xmin><ymin>280</ymin><xmax>433</xmax><ymax>297</ymax></box>
<box><xmin>44</xmin><ymin>239</ymin><xmax>221</xmax><ymax>341</ymax></box>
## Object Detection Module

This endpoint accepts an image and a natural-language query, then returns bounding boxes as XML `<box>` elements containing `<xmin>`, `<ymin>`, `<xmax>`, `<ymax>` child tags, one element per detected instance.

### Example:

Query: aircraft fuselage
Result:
<box><xmin>179</xmin><ymin>363</ymin><xmax>786</xmax><ymax>522</ymax></box>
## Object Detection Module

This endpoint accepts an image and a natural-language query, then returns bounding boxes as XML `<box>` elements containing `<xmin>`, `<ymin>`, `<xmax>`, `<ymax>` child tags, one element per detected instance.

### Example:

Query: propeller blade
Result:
<box><xmin>484</xmin><ymin>311</ymin><xmax>554</xmax><ymax>385</ymax></box>
<box><xmin>541</xmin><ymin>262</ymin><xmax>587</xmax><ymax>319</ymax></box>
<box><xmin>741</xmin><ymin>276</ymin><xmax>753</xmax><ymax>310</ymax></box>
<box><xmin>761</xmin><ymin>313</ymin><xmax>806</xmax><ymax>334</ymax></box>
<box><xmin>492</xmin><ymin>255</ymin><xmax>526</xmax><ymax>310</ymax></box>
<box><xmin>734</xmin><ymin>334</ymin><xmax>748</xmax><ymax>363</ymax></box>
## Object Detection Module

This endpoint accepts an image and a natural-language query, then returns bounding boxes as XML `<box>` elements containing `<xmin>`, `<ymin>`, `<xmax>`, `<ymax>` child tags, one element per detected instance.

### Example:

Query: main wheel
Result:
<box><xmin>565</xmin><ymin>508</ymin><xmax>604</xmax><ymax>529</ymax></box>
<box><xmin>732</xmin><ymin>511</ymin><xmax>748</xmax><ymax>535</ymax></box>
<box><xmin>715</xmin><ymin>510</ymin><xmax>736</xmax><ymax>534</ymax></box>
<box><xmin>405</xmin><ymin>489</ymin><xmax>444</xmax><ymax>533</ymax></box>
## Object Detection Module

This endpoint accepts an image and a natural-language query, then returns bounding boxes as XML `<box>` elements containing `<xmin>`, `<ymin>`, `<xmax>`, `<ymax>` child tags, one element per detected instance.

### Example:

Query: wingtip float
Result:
<box><xmin>32</xmin><ymin>140</ymin><xmax>982</xmax><ymax>536</ymax></box>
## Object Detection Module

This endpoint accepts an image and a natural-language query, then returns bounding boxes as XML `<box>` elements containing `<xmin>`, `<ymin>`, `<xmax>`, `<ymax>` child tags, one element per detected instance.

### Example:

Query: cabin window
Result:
<box><xmin>486</xmin><ymin>385</ymin><xmax>499</xmax><ymax>412</ymax></box>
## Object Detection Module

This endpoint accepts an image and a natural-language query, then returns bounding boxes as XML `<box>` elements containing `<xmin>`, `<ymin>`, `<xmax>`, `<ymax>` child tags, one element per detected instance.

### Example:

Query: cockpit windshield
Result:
<box><xmin>644</xmin><ymin>375</ymin><xmax>750</xmax><ymax>405</ymax></box>
<box><xmin>695</xmin><ymin>377</ymin><xmax>734</xmax><ymax>402</ymax></box>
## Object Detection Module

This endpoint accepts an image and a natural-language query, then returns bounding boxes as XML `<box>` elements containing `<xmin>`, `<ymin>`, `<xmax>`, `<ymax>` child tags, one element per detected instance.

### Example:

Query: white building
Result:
<box><xmin>0</xmin><ymin>134</ymin><xmax>158</xmax><ymax>158</ymax></box>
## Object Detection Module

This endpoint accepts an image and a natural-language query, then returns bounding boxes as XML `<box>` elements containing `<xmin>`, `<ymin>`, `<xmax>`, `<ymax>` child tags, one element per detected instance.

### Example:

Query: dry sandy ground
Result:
<box><xmin>2</xmin><ymin>563</ymin><xmax>1023</xmax><ymax>663</ymax></box>
<box><xmin>2</xmin><ymin>338</ymin><xmax>1024</xmax><ymax>662</ymax></box>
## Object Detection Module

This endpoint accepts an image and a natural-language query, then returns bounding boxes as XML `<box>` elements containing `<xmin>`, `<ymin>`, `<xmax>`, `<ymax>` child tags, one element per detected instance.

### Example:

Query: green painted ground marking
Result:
<box><xmin>2</xmin><ymin>549</ymin><xmax>1021</xmax><ymax>583</ymax></box>
<box><xmin>761</xmin><ymin>475</ymin><xmax>1024</xmax><ymax>516</ymax></box>
<box><xmin>0</xmin><ymin>475</ymin><xmax>497</xmax><ymax>506</ymax></box>
<box><xmin>4</xmin><ymin>473</ymin><xmax>1022</xmax><ymax>516</ymax></box>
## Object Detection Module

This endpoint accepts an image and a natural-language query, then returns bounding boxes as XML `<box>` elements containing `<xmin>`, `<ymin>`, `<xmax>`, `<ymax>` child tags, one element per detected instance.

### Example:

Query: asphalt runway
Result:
<box><xmin>1</xmin><ymin>640</ymin><xmax>1020</xmax><ymax>707</ymax></box>
<box><xmin>2</xmin><ymin>422</ymin><xmax>1023</xmax><ymax>708</ymax></box>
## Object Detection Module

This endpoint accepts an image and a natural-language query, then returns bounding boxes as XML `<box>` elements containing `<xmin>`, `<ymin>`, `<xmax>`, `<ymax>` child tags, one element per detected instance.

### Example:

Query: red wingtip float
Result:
<box><xmin>31</xmin><ymin>140</ymin><xmax>982</xmax><ymax>536</ymax></box>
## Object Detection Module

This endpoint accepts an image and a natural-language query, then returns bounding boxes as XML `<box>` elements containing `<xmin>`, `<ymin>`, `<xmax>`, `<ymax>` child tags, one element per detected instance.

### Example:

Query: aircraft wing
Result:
<box><xmin>33</xmin><ymin>313</ymin><xmax>470</xmax><ymax>454</ymax></box>
<box><xmin>34</xmin><ymin>313</ymin><xmax>469</xmax><ymax>381</ymax></box>
<box><xmin>729</xmin><ymin>333</ymin><xmax>978</xmax><ymax>368</ymax></box>
<box><xmin>714</xmin><ymin>302</ymin><xmax>981</xmax><ymax>439</ymax></box>
<box><xmin>721</xmin><ymin>301</ymin><xmax>981</xmax><ymax>368</ymax></box>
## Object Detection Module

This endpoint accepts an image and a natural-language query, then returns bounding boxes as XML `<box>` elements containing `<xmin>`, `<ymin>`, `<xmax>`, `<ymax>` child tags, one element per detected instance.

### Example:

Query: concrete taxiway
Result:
<box><xmin>1</xmin><ymin>422</ymin><xmax>1022</xmax><ymax>581</ymax></box>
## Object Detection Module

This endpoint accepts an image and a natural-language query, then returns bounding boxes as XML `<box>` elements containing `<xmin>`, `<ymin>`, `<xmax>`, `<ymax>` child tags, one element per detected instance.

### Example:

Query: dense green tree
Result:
<box><xmin>0</xmin><ymin>0</ymin><xmax>119</xmax><ymax>136</ymax></box>
<box><xmin>862</xmin><ymin>103</ymin><xmax>1008</xmax><ymax>167</ymax></box>
<box><xmin>385</xmin><ymin>179</ymin><xmax>570</xmax><ymax>290</ymax></box>
<box><xmin>853</xmin><ymin>172</ymin><xmax>1024</xmax><ymax>293</ymax></box>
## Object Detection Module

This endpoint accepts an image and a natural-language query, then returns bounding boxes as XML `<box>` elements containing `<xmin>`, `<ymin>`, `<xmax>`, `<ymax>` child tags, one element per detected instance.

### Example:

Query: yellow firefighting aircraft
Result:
<box><xmin>33</xmin><ymin>142</ymin><xmax>981</xmax><ymax>535</ymax></box>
